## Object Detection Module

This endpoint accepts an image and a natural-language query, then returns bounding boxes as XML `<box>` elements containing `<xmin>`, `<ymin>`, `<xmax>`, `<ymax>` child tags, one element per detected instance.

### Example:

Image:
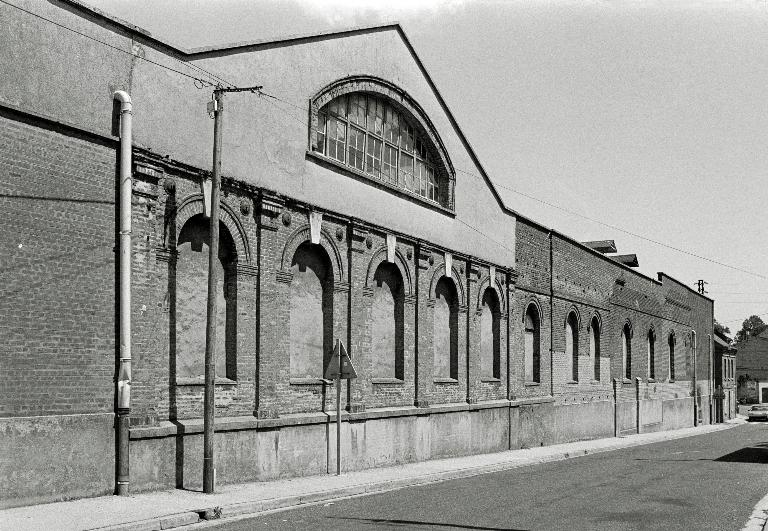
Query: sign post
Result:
<box><xmin>325</xmin><ymin>339</ymin><xmax>357</xmax><ymax>475</ymax></box>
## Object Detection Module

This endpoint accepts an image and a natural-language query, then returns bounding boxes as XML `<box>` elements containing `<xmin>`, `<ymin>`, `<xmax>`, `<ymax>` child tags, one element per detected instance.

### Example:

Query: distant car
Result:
<box><xmin>747</xmin><ymin>405</ymin><xmax>768</xmax><ymax>421</ymax></box>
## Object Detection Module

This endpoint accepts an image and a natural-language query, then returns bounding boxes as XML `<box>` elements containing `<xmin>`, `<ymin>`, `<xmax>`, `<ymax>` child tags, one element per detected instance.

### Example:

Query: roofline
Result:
<box><xmin>657</xmin><ymin>272</ymin><xmax>714</xmax><ymax>302</ymax></box>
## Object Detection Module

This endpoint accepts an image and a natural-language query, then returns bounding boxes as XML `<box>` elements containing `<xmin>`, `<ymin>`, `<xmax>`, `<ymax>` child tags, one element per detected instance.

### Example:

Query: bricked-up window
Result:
<box><xmin>648</xmin><ymin>329</ymin><xmax>656</xmax><ymax>379</ymax></box>
<box><xmin>669</xmin><ymin>333</ymin><xmax>676</xmax><ymax>381</ymax></box>
<box><xmin>480</xmin><ymin>289</ymin><xmax>501</xmax><ymax>379</ymax></box>
<box><xmin>371</xmin><ymin>263</ymin><xmax>405</xmax><ymax>380</ymax></box>
<box><xmin>434</xmin><ymin>277</ymin><xmax>459</xmax><ymax>379</ymax></box>
<box><xmin>590</xmin><ymin>317</ymin><xmax>601</xmax><ymax>381</ymax></box>
<box><xmin>290</xmin><ymin>243</ymin><xmax>334</xmax><ymax>379</ymax></box>
<box><xmin>176</xmin><ymin>215</ymin><xmax>237</xmax><ymax>381</ymax></box>
<box><xmin>623</xmin><ymin>323</ymin><xmax>633</xmax><ymax>379</ymax></box>
<box><xmin>315</xmin><ymin>93</ymin><xmax>447</xmax><ymax>207</ymax></box>
<box><xmin>525</xmin><ymin>304</ymin><xmax>541</xmax><ymax>383</ymax></box>
<box><xmin>566</xmin><ymin>312</ymin><xmax>579</xmax><ymax>381</ymax></box>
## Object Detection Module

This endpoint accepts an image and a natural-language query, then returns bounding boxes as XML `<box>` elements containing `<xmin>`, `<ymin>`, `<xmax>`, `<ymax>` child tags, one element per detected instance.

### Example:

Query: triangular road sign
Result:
<box><xmin>325</xmin><ymin>339</ymin><xmax>357</xmax><ymax>380</ymax></box>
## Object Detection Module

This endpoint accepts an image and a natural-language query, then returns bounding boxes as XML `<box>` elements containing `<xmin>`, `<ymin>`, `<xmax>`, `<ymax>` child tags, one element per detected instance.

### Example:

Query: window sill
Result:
<box><xmin>669</xmin><ymin>379</ymin><xmax>676</xmax><ymax>383</ymax></box>
<box><xmin>176</xmin><ymin>377</ymin><xmax>237</xmax><ymax>387</ymax></box>
<box><xmin>480</xmin><ymin>377</ymin><xmax>501</xmax><ymax>383</ymax></box>
<box><xmin>647</xmin><ymin>378</ymin><xmax>656</xmax><ymax>383</ymax></box>
<box><xmin>524</xmin><ymin>381</ymin><xmax>541</xmax><ymax>387</ymax></box>
<box><xmin>622</xmin><ymin>378</ymin><xmax>633</xmax><ymax>384</ymax></box>
<box><xmin>590</xmin><ymin>379</ymin><xmax>601</xmax><ymax>384</ymax></box>
<box><xmin>566</xmin><ymin>380</ymin><xmax>579</xmax><ymax>385</ymax></box>
<box><xmin>371</xmin><ymin>377</ymin><xmax>404</xmax><ymax>385</ymax></box>
<box><xmin>290</xmin><ymin>377</ymin><xmax>332</xmax><ymax>386</ymax></box>
<box><xmin>307</xmin><ymin>150</ymin><xmax>455</xmax><ymax>216</ymax></box>
<box><xmin>433</xmin><ymin>377</ymin><xmax>459</xmax><ymax>384</ymax></box>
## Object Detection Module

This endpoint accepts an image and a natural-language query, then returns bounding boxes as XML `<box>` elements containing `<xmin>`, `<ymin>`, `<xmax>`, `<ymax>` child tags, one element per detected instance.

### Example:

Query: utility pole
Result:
<box><xmin>203</xmin><ymin>87</ymin><xmax>224</xmax><ymax>494</ymax></box>
<box><xmin>203</xmin><ymin>84</ymin><xmax>262</xmax><ymax>494</ymax></box>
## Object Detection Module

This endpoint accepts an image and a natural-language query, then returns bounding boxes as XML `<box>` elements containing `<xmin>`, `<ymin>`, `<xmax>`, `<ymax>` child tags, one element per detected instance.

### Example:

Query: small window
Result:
<box><xmin>668</xmin><ymin>333</ymin><xmax>676</xmax><ymax>381</ymax></box>
<box><xmin>566</xmin><ymin>312</ymin><xmax>579</xmax><ymax>381</ymax></box>
<box><xmin>623</xmin><ymin>323</ymin><xmax>632</xmax><ymax>380</ymax></box>
<box><xmin>480</xmin><ymin>289</ymin><xmax>501</xmax><ymax>379</ymax></box>
<box><xmin>648</xmin><ymin>329</ymin><xmax>656</xmax><ymax>379</ymax></box>
<box><xmin>590</xmin><ymin>317</ymin><xmax>601</xmax><ymax>381</ymax></box>
<box><xmin>525</xmin><ymin>304</ymin><xmax>541</xmax><ymax>383</ymax></box>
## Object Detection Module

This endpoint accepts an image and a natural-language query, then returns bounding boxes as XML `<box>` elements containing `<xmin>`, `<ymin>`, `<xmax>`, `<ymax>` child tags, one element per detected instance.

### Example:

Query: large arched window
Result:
<box><xmin>434</xmin><ymin>277</ymin><xmax>459</xmax><ymax>379</ymax></box>
<box><xmin>289</xmin><ymin>242</ymin><xmax>333</xmax><ymax>379</ymax></box>
<box><xmin>648</xmin><ymin>329</ymin><xmax>656</xmax><ymax>379</ymax></box>
<box><xmin>668</xmin><ymin>332</ymin><xmax>676</xmax><ymax>381</ymax></box>
<box><xmin>622</xmin><ymin>323</ymin><xmax>632</xmax><ymax>380</ymax></box>
<box><xmin>524</xmin><ymin>304</ymin><xmax>541</xmax><ymax>383</ymax></box>
<box><xmin>314</xmin><ymin>91</ymin><xmax>453</xmax><ymax>208</ymax></box>
<box><xmin>480</xmin><ymin>288</ymin><xmax>501</xmax><ymax>379</ymax></box>
<box><xmin>371</xmin><ymin>262</ymin><xmax>404</xmax><ymax>380</ymax></box>
<box><xmin>175</xmin><ymin>214</ymin><xmax>237</xmax><ymax>381</ymax></box>
<box><xmin>566</xmin><ymin>312</ymin><xmax>579</xmax><ymax>381</ymax></box>
<box><xmin>590</xmin><ymin>317</ymin><xmax>601</xmax><ymax>381</ymax></box>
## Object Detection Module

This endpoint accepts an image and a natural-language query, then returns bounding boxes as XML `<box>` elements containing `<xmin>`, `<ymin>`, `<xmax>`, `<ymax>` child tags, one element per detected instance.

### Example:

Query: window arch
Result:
<box><xmin>668</xmin><ymin>332</ymin><xmax>676</xmax><ymax>381</ymax></box>
<box><xmin>289</xmin><ymin>242</ymin><xmax>334</xmax><ymax>379</ymax></box>
<box><xmin>175</xmin><ymin>214</ymin><xmax>237</xmax><ymax>381</ymax></box>
<box><xmin>622</xmin><ymin>322</ymin><xmax>633</xmax><ymax>380</ymax></box>
<box><xmin>590</xmin><ymin>316</ymin><xmax>601</xmax><ymax>381</ymax></box>
<box><xmin>648</xmin><ymin>328</ymin><xmax>656</xmax><ymax>379</ymax></box>
<box><xmin>434</xmin><ymin>277</ymin><xmax>459</xmax><ymax>379</ymax></box>
<box><xmin>524</xmin><ymin>303</ymin><xmax>541</xmax><ymax>383</ymax></box>
<box><xmin>371</xmin><ymin>262</ymin><xmax>405</xmax><ymax>380</ymax></box>
<box><xmin>566</xmin><ymin>312</ymin><xmax>579</xmax><ymax>381</ymax></box>
<box><xmin>480</xmin><ymin>288</ymin><xmax>501</xmax><ymax>379</ymax></box>
<box><xmin>311</xmin><ymin>77</ymin><xmax>455</xmax><ymax>210</ymax></box>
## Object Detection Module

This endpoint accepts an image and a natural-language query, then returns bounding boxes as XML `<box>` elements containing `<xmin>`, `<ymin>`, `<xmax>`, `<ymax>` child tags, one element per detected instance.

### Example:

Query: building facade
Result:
<box><xmin>736</xmin><ymin>331</ymin><xmax>768</xmax><ymax>404</ymax></box>
<box><xmin>0</xmin><ymin>0</ymin><xmax>715</xmax><ymax>508</ymax></box>
<box><xmin>714</xmin><ymin>331</ymin><xmax>737</xmax><ymax>421</ymax></box>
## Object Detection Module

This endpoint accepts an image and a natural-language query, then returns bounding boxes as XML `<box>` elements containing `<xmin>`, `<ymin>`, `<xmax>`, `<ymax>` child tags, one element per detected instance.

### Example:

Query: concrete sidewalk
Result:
<box><xmin>2</xmin><ymin>421</ymin><xmax>742</xmax><ymax>531</ymax></box>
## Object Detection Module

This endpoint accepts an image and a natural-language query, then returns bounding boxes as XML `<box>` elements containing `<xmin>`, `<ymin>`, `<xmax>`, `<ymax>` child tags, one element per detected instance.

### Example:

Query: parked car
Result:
<box><xmin>747</xmin><ymin>405</ymin><xmax>768</xmax><ymax>421</ymax></box>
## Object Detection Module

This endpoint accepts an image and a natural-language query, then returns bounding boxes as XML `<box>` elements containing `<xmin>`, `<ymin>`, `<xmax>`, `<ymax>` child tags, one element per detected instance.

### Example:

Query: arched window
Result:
<box><xmin>648</xmin><ymin>329</ymin><xmax>656</xmax><ymax>379</ymax></box>
<box><xmin>590</xmin><ymin>317</ymin><xmax>601</xmax><ymax>381</ymax></box>
<box><xmin>314</xmin><ymin>92</ymin><xmax>452</xmax><ymax>208</ymax></box>
<box><xmin>480</xmin><ymin>288</ymin><xmax>501</xmax><ymax>379</ymax></box>
<box><xmin>623</xmin><ymin>323</ymin><xmax>632</xmax><ymax>380</ymax></box>
<box><xmin>371</xmin><ymin>262</ymin><xmax>404</xmax><ymax>380</ymax></box>
<box><xmin>175</xmin><ymin>215</ymin><xmax>237</xmax><ymax>381</ymax></box>
<box><xmin>524</xmin><ymin>304</ymin><xmax>541</xmax><ymax>383</ymax></box>
<box><xmin>566</xmin><ymin>312</ymin><xmax>579</xmax><ymax>381</ymax></box>
<box><xmin>434</xmin><ymin>277</ymin><xmax>459</xmax><ymax>379</ymax></box>
<box><xmin>668</xmin><ymin>332</ymin><xmax>676</xmax><ymax>381</ymax></box>
<box><xmin>289</xmin><ymin>242</ymin><xmax>333</xmax><ymax>379</ymax></box>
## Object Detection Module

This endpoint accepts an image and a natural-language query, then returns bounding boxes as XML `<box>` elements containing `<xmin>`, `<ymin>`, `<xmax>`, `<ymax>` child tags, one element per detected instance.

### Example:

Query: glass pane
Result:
<box><xmin>315</xmin><ymin>112</ymin><xmax>326</xmax><ymax>154</ymax></box>
<box><xmin>416</xmin><ymin>160</ymin><xmax>427</xmax><ymax>196</ymax></box>
<box><xmin>402</xmin><ymin>122</ymin><xmax>414</xmax><ymax>153</ymax></box>
<box><xmin>383</xmin><ymin>144</ymin><xmax>398</xmax><ymax>185</ymax></box>
<box><xmin>328</xmin><ymin>95</ymin><xmax>347</xmax><ymax>118</ymax></box>
<box><xmin>347</xmin><ymin>126</ymin><xmax>365</xmax><ymax>171</ymax></box>
<box><xmin>327</xmin><ymin>115</ymin><xmax>346</xmax><ymax>163</ymax></box>
<box><xmin>349</xmin><ymin>94</ymin><xmax>366</xmax><ymax>127</ymax></box>
<box><xmin>400</xmin><ymin>153</ymin><xmax>414</xmax><ymax>191</ymax></box>
<box><xmin>367</xmin><ymin>96</ymin><xmax>384</xmax><ymax>136</ymax></box>
<box><xmin>366</xmin><ymin>136</ymin><xmax>382</xmax><ymax>177</ymax></box>
<box><xmin>384</xmin><ymin>105</ymin><xmax>399</xmax><ymax>146</ymax></box>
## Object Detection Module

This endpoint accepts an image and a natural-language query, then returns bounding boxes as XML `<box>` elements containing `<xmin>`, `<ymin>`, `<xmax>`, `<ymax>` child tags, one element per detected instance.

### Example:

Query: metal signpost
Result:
<box><xmin>325</xmin><ymin>339</ymin><xmax>357</xmax><ymax>475</ymax></box>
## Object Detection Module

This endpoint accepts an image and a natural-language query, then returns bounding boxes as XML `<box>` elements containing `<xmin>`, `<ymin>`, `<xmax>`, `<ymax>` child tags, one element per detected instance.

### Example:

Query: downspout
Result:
<box><xmin>693</xmin><ymin>331</ymin><xmax>698</xmax><ymax>427</ymax></box>
<box><xmin>114</xmin><ymin>90</ymin><xmax>132</xmax><ymax>496</ymax></box>
<box><xmin>549</xmin><ymin>232</ymin><xmax>554</xmax><ymax>397</ymax></box>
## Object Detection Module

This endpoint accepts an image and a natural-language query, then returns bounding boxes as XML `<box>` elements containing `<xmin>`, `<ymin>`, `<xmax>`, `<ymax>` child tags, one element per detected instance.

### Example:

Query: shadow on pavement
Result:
<box><xmin>330</xmin><ymin>516</ymin><xmax>527</xmax><ymax>530</ymax></box>
<box><xmin>715</xmin><ymin>443</ymin><xmax>768</xmax><ymax>464</ymax></box>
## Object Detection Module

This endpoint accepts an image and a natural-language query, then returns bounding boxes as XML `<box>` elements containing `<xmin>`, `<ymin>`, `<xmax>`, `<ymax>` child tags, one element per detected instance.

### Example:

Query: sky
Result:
<box><xmin>90</xmin><ymin>0</ymin><xmax>768</xmax><ymax>333</ymax></box>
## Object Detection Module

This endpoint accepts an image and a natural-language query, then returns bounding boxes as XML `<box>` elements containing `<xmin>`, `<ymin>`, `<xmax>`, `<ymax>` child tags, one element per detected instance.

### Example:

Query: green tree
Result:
<box><xmin>735</xmin><ymin>315</ymin><xmax>767</xmax><ymax>343</ymax></box>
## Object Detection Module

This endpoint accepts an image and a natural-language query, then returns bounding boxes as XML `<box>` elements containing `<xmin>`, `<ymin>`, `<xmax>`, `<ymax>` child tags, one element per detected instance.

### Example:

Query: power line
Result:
<box><xmin>455</xmin><ymin>167</ymin><xmax>768</xmax><ymax>281</ymax></box>
<box><xmin>0</xmin><ymin>0</ymin><xmax>237</xmax><ymax>89</ymax></box>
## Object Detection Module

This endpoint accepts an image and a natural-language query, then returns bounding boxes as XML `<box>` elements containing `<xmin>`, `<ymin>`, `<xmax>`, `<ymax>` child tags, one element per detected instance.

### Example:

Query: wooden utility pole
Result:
<box><xmin>203</xmin><ymin>88</ymin><xmax>224</xmax><ymax>494</ymax></box>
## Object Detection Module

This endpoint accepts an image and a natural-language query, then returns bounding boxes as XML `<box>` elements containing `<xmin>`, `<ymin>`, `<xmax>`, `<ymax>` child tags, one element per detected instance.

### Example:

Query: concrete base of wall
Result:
<box><xmin>0</xmin><ymin>413</ymin><xmax>115</xmax><ymax>509</ymax></box>
<box><xmin>128</xmin><ymin>397</ymin><xmax>696</xmax><ymax>494</ymax></box>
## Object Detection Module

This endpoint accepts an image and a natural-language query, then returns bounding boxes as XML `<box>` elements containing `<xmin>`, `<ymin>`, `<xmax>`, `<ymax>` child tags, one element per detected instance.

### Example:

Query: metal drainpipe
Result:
<box><xmin>114</xmin><ymin>90</ymin><xmax>132</xmax><ymax>496</ymax></box>
<box><xmin>548</xmin><ymin>232</ymin><xmax>554</xmax><ymax>397</ymax></box>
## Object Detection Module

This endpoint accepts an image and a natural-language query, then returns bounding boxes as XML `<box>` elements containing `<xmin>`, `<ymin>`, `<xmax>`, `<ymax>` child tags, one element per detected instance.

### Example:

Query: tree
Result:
<box><xmin>735</xmin><ymin>315</ymin><xmax>767</xmax><ymax>343</ymax></box>
<box><xmin>714</xmin><ymin>319</ymin><xmax>730</xmax><ymax>336</ymax></box>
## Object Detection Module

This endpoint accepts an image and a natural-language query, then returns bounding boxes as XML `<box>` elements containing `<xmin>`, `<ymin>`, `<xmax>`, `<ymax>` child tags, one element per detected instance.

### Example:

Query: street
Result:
<box><xmin>204</xmin><ymin>423</ymin><xmax>768</xmax><ymax>531</ymax></box>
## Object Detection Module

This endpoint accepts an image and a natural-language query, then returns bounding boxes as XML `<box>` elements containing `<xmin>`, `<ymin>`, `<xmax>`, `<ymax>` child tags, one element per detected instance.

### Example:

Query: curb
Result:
<box><xmin>91</xmin><ymin>423</ymin><xmax>737</xmax><ymax>531</ymax></box>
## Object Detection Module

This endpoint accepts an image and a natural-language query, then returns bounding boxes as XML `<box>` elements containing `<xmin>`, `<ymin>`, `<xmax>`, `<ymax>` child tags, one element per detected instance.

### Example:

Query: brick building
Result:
<box><xmin>0</xmin><ymin>0</ymin><xmax>715</xmax><ymax>508</ymax></box>
<box><xmin>736</xmin><ymin>331</ymin><xmax>768</xmax><ymax>404</ymax></box>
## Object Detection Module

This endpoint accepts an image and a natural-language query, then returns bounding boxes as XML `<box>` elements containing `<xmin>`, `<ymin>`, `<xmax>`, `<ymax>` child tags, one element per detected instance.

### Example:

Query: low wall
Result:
<box><xmin>0</xmin><ymin>413</ymin><xmax>115</xmax><ymax>509</ymax></box>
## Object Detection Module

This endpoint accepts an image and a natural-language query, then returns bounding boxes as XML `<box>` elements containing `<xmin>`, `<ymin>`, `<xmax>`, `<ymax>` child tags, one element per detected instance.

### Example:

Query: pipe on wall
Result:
<box><xmin>114</xmin><ymin>90</ymin><xmax>132</xmax><ymax>496</ymax></box>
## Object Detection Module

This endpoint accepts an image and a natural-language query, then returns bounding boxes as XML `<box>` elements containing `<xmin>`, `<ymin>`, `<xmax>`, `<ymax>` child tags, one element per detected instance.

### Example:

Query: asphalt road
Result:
<box><xmin>205</xmin><ymin>423</ymin><xmax>768</xmax><ymax>531</ymax></box>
